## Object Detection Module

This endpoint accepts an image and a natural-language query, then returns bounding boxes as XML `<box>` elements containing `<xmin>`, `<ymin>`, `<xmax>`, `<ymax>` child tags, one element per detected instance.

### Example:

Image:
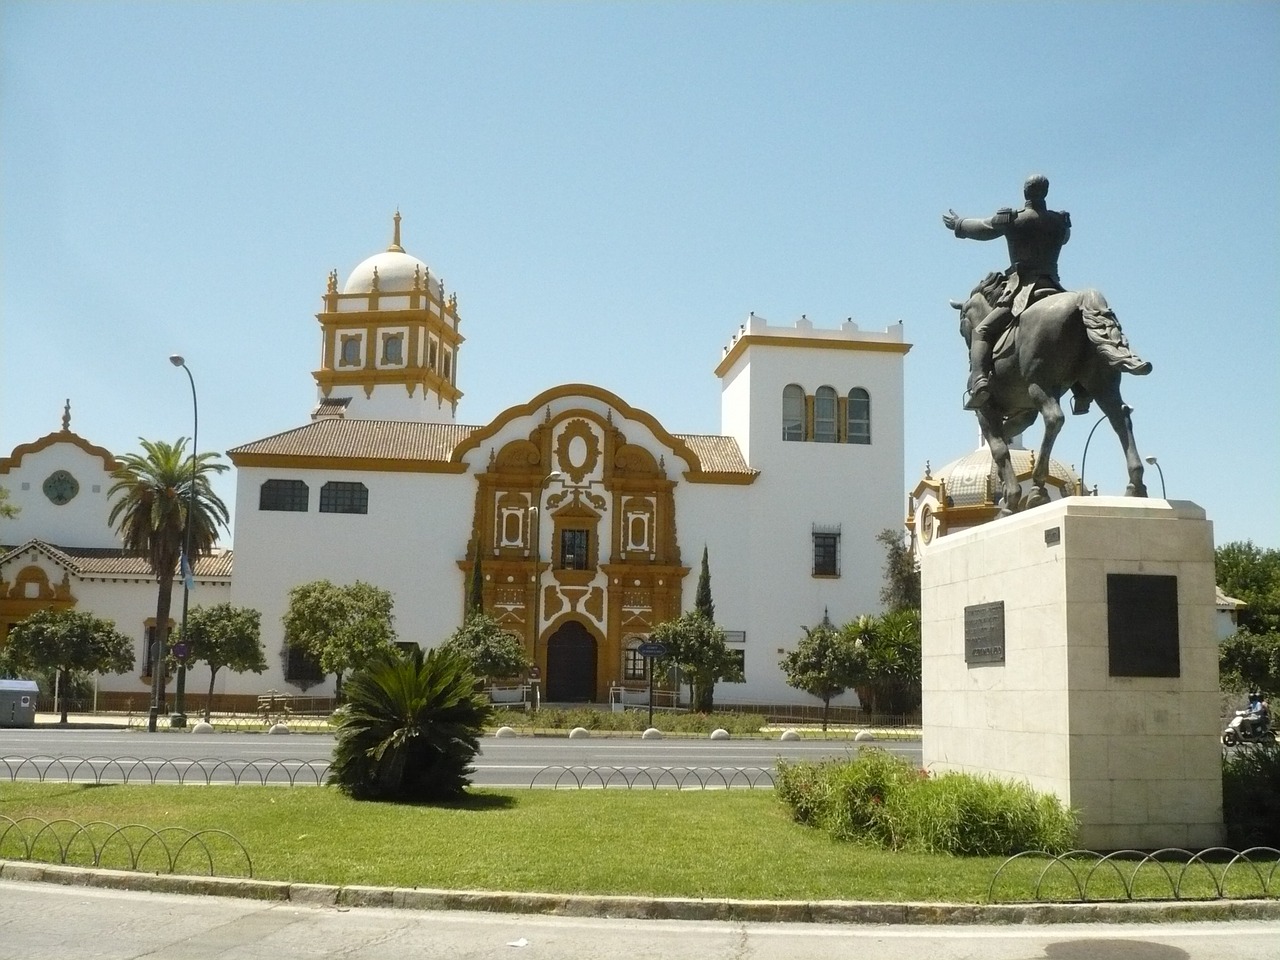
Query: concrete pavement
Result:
<box><xmin>2</xmin><ymin>878</ymin><xmax>1279</xmax><ymax>960</ymax></box>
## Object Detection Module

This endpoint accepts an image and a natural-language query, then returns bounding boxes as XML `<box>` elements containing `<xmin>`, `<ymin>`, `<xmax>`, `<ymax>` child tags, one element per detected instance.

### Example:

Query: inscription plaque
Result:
<box><xmin>1107</xmin><ymin>573</ymin><xmax>1180</xmax><ymax>677</ymax></box>
<box><xmin>965</xmin><ymin>601</ymin><xmax>1006</xmax><ymax>665</ymax></box>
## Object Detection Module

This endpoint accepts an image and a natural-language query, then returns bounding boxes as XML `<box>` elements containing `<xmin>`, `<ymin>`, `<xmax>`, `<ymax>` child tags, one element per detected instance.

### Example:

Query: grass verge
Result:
<box><xmin>3</xmin><ymin>783</ymin><xmax>1272</xmax><ymax>903</ymax></box>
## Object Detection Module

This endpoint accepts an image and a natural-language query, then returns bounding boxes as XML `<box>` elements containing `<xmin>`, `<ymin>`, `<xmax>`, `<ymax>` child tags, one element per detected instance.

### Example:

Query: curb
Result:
<box><xmin>3</xmin><ymin>861</ymin><xmax>1278</xmax><ymax>925</ymax></box>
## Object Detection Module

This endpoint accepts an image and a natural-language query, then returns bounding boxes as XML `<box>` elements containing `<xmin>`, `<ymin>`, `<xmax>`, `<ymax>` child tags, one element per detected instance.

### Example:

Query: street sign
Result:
<box><xmin>172</xmin><ymin>643</ymin><xmax>189</xmax><ymax>660</ymax></box>
<box><xmin>636</xmin><ymin>641</ymin><xmax>667</xmax><ymax>658</ymax></box>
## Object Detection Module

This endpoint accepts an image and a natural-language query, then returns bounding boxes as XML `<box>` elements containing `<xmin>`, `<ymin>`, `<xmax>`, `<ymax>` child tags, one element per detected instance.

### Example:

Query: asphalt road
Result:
<box><xmin>0</xmin><ymin>729</ymin><xmax>923</xmax><ymax>787</ymax></box>
<box><xmin>2</xmin><ymin>881</ymin><xmax>1278</xmax><ymax>960</ymax></box>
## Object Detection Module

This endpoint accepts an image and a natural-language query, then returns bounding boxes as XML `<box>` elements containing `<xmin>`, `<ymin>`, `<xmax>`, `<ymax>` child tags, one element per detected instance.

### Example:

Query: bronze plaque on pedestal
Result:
<box><xmin>1107</xmin><ymin>573</ymin><xmax>1180</xmax><ymax>677</ymax></box>
<box><xmin>965</xmin><ymin>601</ymin><xmax>1006</xmax><ymax>666</ymax></box>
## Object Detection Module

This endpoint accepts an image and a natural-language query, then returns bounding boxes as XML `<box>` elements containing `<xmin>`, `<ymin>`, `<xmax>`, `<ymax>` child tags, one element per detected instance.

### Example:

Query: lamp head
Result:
<box><xmin>545</xmin><ymin>471</ymin><xmax>563</xmax><ymax>484</ymax></box>
<box><xmin>1144</xmin><ymin>456</ymin><xmax>1159</xmax><ymax>465</ymax></box>
<box><xmin>169</xmin><ymin>355</ymin><xmax>185</xmax><ymax>367</ymax></box>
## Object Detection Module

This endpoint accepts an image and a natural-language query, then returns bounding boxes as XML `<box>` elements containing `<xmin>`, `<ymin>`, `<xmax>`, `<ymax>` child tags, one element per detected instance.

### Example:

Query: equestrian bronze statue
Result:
<box><xmin>943</xmin><ymin>175</ymin><xmax>1153</xmax><ymax>513</ymax></box>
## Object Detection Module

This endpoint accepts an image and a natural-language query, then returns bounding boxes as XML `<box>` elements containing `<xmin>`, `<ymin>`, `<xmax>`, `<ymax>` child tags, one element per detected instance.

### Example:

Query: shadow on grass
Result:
<box><xmin>360</xmin><ymin>791</ymin><xmax>518</xmax><ymax>812</ymax></box>
<box><xmin>0</xmin><ymin>783</ymin><xmax>118</xmax><ymax>807</ymax></box>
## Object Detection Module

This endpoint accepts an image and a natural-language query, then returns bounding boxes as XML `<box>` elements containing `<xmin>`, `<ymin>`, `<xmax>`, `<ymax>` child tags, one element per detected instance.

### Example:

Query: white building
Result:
<box><xmin>0</xmin><ymin>405</ymin><xmax>232</xmax><ymax>710</ymax></box>
<box><xmin>3</xmin><ymin>216</ymin><xmax>910</xmax><ymax>710</ymax></box>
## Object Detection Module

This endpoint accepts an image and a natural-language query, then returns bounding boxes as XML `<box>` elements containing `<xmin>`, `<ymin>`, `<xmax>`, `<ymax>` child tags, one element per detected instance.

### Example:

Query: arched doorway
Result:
<box><xmin>545</xmin><ymin>621</ymin><xmax>597</xmax><ymax>702</ymax></box>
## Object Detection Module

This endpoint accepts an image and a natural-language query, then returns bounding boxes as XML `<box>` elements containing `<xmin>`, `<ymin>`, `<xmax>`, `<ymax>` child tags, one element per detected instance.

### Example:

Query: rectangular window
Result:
<box><xmin>319</xmin><ymin>481</ymin><xmax>369</xmax><ymax>515</ymax></box>
<box><xmin>726</xmin><ymin>649</ymin><xmax>746</xmax><ymax>679</ymax></box>
<box><xmin>284</xmin><ymin>644</ymin><xmax>326</xmax><ymax>688</ymax></box>
<box><xmin>812</xmin><ymin>526</ymin><xmax>841</xmax><ymax>577</ymax></box>
<box><xmin>382</xmin><ymin>334</ymin><xmax>404</xmax><ymax>364</ymax></box>
<box><xmin>560</xmin><ymin>529</ymin><xmax>591</xmax><ymax>570</ymax></box>
<box><xmin>259</xmin><ymin>479</ymin><xmax>309</xmax><ymax>512</ymax></box>
<box><xmin>623</xmin><ymin>646</ymin><xmax>647</xmax><ymax>681</ymax></box>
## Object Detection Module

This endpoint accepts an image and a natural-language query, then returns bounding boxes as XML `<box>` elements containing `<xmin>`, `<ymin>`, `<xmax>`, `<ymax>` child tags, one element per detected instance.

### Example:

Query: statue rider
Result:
<box><xmin>943</xmin><ymin>175</ymin><xmax>1072</xmax><ymax>410</ymax></box>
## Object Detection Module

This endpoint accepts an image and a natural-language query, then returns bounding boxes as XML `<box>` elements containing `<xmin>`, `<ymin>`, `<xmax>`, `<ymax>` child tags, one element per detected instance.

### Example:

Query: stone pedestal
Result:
<box><xmin>921</xmin><ymin>497</ymin><xmax>1224</xmax><ymax>851</ymax></box>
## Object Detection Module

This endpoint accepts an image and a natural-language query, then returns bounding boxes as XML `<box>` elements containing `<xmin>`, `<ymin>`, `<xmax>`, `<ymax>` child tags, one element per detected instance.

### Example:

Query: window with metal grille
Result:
<box><xmin>782</xmin><ymin>384</ymin><xmax>806</xmax><ymax>441</ymax></box>
<box><xmin>812</xmin><ymin>526</ymin><xmax>841</xmax><ymax>577</ymax></box>
<box><xmin>319</xmin><ymin>481</ymin><xmax>368</xmax><ymax>515</ymax></box>
<box><xmin>623</xmin><ymin>641</ymin><xmax>647</xmax><ymax>681</ymax></box>
<box><xmin>560</xmin><ymin>529</ymin><xmax>591</xmax><ymax>570</ymax></box>
<box><xmin>847</xmin><ymin>388</ymin><xmax>871</xmax><ymax>444</ymax></box>
<box><xmin>814</xmin><ymin>386</ymin><xmax>838</xmax><ymax>442</ymax></box>
<box><xmin>259</xmin><ymin>479</ymin><xmax>309</xmax><ymax>512</ymax></box>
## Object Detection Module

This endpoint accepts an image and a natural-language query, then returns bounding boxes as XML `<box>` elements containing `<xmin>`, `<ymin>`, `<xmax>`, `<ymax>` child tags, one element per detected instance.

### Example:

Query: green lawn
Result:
<box><xmin>1</xmin><ymin>784</ymin><xmax>1269</xmax><ymax>903</ymax></box>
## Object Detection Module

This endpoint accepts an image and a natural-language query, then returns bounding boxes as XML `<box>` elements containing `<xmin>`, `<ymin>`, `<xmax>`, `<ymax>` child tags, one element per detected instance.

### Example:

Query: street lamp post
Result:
<box><xmin>1077</xmin><ymin>407</ymin><xmax>1131</xmax><ymax>497</ymax></box>
<box><xmin>1144</xmin><ymin>456</ymin><xmax>1166</xmax><ymax>499</ymax></box>
<box><xmin>529</xmin><ymin>470</ymin><xmax>562</xmax><ymax>711</ymax></box>
<box><xmin>169</xmin><ymin>355</ymin><xmax>197</xmax><ymax>729</ymax></box>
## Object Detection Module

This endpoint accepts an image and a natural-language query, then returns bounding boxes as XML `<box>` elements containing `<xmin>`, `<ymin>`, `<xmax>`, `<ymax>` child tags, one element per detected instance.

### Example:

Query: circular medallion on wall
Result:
<box><xmin>42</xmin><ymin>469</ymin><xmax>80</xmax><ymax>505</ymax></box>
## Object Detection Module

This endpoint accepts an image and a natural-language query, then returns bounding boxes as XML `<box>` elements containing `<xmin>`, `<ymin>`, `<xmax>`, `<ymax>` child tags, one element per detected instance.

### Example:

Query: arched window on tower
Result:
<box><xmin>782</xmin><ymin>384</ymin><xmax>806</xmax><ymax>441</ymax></box>
<box><xmin>814</xmin><ymin>386</ymin><xmax>838</xmax><ymax>443</ymax></box>
<box><xmin>847</xmin><ymin>388</ymin><xmax>871</xmax><ymax>445</ymax></box>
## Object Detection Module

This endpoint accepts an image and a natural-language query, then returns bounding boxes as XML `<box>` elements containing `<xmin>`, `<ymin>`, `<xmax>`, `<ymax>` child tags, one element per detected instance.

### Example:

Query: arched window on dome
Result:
<box><xmin>814</xmin><ymin>386</ymin><xmax>838</xmax><ymax>443</ymax></box>
<box><xmin>847</xmin><ymin>388</ymin><xmax>871</xmax><ymax>445</ymax></box>
<box><xmin>782</xmin><ymin>384</ymin><xmax>806</xmax><ymax>441</ymax></box>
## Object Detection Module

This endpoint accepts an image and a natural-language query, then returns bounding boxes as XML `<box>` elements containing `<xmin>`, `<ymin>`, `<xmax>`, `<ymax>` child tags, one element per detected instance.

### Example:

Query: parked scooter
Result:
<box><xmin>1222</xmin><ymin>709</ymin><xmax>1274</xmax><ymax>747</ymax></box>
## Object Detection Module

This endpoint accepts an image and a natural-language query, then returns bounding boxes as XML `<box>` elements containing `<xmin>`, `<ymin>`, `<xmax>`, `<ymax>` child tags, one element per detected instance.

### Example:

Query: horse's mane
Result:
<box><xmin>971</xmin><ymin>270</ymin><xmax>1005</xmax><ymax>305</ymax></box>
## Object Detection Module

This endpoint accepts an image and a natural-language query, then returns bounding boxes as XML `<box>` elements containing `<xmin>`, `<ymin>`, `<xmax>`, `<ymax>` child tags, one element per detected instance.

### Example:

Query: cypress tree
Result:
<box><xmin>695</xmin><ymin>545</ymin><xmax>715</xmax><ymax>622</ymax></box>
<box><xmin>468</xmin><ymin>541</ymin><xmax>485</xmax><ymax>616</ymax></box>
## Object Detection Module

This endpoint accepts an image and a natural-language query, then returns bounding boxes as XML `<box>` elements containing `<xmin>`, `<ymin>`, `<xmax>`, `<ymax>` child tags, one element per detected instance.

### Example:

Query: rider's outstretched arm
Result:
<box><xmin>946</xmin><ymin>207</ymin><xmax>1011</xmax><ymax>241</ymax></box>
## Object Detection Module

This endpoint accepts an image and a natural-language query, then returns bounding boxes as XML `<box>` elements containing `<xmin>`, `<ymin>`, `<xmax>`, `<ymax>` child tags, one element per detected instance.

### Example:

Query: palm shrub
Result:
<box><xmin>329</xmin><ymin>646</ymin><xmax>492</xmax><ymax>801</ymax></box>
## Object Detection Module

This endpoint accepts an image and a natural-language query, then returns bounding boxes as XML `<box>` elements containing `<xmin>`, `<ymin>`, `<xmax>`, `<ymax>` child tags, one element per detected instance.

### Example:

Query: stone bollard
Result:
<box><xmin>709</xmin><ymin>728</ymin><xmax>730</xmax><ymax>740</ymax></box>
<box><xmin>642</xmin><ymin>727</ymin><xmax>663</xmax><ymax>739</ymax></box>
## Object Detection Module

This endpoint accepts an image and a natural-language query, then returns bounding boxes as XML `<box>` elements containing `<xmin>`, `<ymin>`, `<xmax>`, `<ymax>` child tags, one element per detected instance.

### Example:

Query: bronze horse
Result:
<box><xmin>950</xmin><ymin>273</ymin><xmax>1152</xmax><ymax>513</ymax></box>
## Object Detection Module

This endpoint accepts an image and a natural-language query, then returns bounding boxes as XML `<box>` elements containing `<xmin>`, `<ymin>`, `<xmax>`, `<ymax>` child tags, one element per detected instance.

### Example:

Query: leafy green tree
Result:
<box><xmin>3</xmin><ymin>609</ymin><xmax>134</xmax><ymax>724</ymax></box>
<box><xmin>847</xmin><ymin>609</ymin><xmax>922</xmax><ymax>717</ymax></box>
<box><xmin>876</xmin><ymin>528</ymin><xmax>920</xmax><ymax>612</ymax></box>
<box><xmin>1216</xmin><ymin>541</ymin><xmax>1280</xmax><ymax>698</ymax></box>
<box><xmin>1217</xmin><ymin>541</ymin><xmax>1280</xmax><ymax>636</ymax></box>
<box><xmin>779</xmin><ymin>615</ymin><xmax>858</xmax><ymax>730</ymax></box>
<box><xmin>0</xmin><ymin>485</ymin><xmax>18</xmax><ymax>520</ymax></box>
<box><xmin>442</xmin><ymin>612</ymin><xmax>531</xmax><ymax>682</ymax></box>
<box><xmin>1220</xmin><ymin>632</ymin><xmax>1280</xmax><ymax>700</ymax></box>
<box><xmin>175</xmin><ymin>603</ymin><xmax>267</xmax><ymax>721</ymax></box>
<box><xmin>107</xmin><ymin>438</ymin><xmax>229</xmax><ymax>717</ymax></box>
<box><xmin>651</xmin><ymin>611</ymin><xmax>742</xmax><ymax>713</ymax></box>
<box><xmin>695</xmin><ymin>545</ymin><xmax>715</xmax><ymax>621</ymax></box>
<box><xmin>282</xmin><ymin>580</ymin><xmax>396</xmax><ymax>699</ymax></box>
<box><xmin>329</xmin><ymin>645</ymin><xmax>492</xmax><ymax>801</ymax></box>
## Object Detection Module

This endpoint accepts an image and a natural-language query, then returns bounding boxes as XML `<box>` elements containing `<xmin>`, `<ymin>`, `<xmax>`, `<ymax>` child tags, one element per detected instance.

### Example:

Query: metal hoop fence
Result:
<box><xmin>988</xmin><ymin>847</ymin><xmax>1280</xmax><ymax>903</ymax></box>
<box><xmin>1</xmin><ymin>755</ymin><xmax>331</xmax><ymax>786</ymax></box>
<box><xmin>527</xmin><ymin>765</ymin><xmax>775</xmax><ymax>789</ymax></box>
<box><xmin>0</xmin><ymin>816</ymin><xmax>253</xmax><ymax>877</ymax></box>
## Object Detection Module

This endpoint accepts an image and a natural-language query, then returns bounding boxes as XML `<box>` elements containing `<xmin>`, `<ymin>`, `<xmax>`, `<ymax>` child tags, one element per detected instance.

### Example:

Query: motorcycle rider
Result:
<box><xmin>1244</xmin><ymin>693</ymin><xmax>1271</xmax><ymax>739</ymax></box>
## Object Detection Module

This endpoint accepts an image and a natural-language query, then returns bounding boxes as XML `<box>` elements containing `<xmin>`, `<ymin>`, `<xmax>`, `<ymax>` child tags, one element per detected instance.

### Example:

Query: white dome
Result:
<box><xmin>342</xmin><ymin>249</ymin><xmax>431</xmax><ymax>295</ymax></box>
<box><xmin>934</xmin><ymin>445</ymin><xmax>1080</xmax><ymax>506</ymax></box>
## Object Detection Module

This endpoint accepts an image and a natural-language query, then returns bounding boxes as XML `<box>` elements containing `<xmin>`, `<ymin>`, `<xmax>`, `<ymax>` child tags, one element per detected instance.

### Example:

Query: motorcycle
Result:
<box><xmin>1222</xmin><ymin>710</ymin><xmax>1274</xmax><ymax>747</ymax></box>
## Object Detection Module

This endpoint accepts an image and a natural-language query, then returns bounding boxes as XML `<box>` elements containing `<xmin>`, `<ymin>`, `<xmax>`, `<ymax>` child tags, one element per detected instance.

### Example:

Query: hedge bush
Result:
<box><xmin>776</xmin><ymin>749</ymin><xmax>1077</xmax><ymax>856</ymax></box>
<box><xmin>1223</xmin><ymin>742</ymin><xmax>1280</xmax><ymax>848</ymax></box>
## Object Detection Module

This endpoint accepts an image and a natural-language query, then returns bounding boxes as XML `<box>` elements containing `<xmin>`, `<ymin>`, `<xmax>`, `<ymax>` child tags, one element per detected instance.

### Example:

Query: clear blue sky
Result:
<box><xmin>3</xmin><ymin>2</ymin><xmax>1277</xmax><ymax>550</ymax></box>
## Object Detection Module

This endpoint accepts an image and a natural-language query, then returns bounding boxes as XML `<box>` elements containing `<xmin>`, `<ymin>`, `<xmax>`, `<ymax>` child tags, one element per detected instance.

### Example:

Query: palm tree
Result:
<box><xmin>108</xmin><ymin>438</ymin><xmax>228</xmax><ymax>724</ymax></box>
<box><xmin>329</xmin><ymin>646</ymin><xmax>493</xmax><ymax>801</ymax></box>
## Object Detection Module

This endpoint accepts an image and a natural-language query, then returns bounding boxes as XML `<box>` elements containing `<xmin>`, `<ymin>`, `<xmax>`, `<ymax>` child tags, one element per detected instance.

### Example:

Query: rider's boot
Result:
<box><xmin>964</xmin><ymin>341</ymin><xmax>993</xmax><ymax>410</ymax></box>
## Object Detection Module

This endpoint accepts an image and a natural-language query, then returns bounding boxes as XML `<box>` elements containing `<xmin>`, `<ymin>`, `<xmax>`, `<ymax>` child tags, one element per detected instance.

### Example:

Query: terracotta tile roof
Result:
<box><xmin>672</xmin><ymin>434</ymin><xmax>754</xmax><ymax>476</ymax></box>
<box><xmin>228</xmin><ymin>418</ymin><xmax>480</xmax><ymax>464</ymax></box>
<box><xmin>0</xmin><ymin>541</ymin><xmax>232</xmax><ymax>580</ymax></box>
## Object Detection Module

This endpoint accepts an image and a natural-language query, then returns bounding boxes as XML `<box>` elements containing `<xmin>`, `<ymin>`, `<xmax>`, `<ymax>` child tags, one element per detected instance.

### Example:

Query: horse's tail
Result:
<box><xmin>1078</xmin><ymin>290</ymin><xmax>1153</xmax><ymax>375</ymax></box>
